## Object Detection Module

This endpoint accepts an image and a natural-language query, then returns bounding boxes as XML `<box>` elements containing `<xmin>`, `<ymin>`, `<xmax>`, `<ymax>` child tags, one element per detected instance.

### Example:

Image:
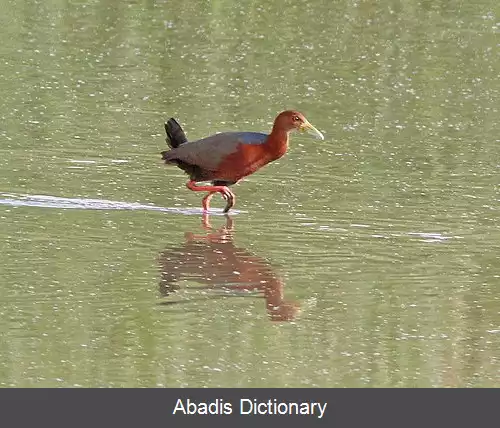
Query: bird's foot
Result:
<box><xmin>220</xmin><ymin>187</ymin><xmax>235</xmax><ymax>213</ymax></box>
<box><xmin>188</xmin><ymin>181</ymin><xmax>236</xmax><ymax>213</ymax></box>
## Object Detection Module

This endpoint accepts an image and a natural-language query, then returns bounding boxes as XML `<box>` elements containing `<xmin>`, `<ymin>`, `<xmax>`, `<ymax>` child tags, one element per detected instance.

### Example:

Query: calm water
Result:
<box><xmin>0</xmin><ymin>0</ymin><xmax>499</xmax><ymax>387</ymax></box>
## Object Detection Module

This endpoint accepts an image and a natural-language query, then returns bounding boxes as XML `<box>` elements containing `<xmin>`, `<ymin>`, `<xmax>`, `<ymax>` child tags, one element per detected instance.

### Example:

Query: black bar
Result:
<box><xmin>0</xmin><ymin>389</ymin><xmax>497</xmax><ymax>427</ymax></box>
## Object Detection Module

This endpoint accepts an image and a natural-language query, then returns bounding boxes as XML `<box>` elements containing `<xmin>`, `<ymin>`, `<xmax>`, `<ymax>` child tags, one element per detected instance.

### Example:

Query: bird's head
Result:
<box><xmin>274</xmin><ymin>110</ymin><xmax>324</xmax><ymax>140</ymax></box>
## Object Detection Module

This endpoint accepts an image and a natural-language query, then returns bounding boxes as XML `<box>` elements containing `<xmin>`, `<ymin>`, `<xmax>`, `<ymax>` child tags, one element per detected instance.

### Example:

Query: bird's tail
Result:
<box><xmin>164</xmin><ymin>118</ymin><xmax>188</xmax><ymax>149</ymax></box>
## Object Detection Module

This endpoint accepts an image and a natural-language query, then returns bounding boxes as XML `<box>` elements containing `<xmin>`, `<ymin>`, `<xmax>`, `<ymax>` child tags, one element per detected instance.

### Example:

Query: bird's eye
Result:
<box><xmin>293</xmin><ymin>116</ymin><xmax>301</xmax><ymax>122</ymax></box>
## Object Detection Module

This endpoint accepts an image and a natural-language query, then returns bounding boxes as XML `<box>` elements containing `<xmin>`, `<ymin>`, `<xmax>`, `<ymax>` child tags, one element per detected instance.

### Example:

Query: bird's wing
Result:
<box><xmin>169</xmin><ymin>132</ymin><xmax>268</xmax><ymax>171</ymax></box>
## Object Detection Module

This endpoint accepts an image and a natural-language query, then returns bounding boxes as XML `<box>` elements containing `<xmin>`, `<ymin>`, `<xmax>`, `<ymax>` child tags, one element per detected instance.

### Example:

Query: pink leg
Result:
<box><xmin>202</xmin><ymin>192</ymin><xmax>216</xmax><ymax>211</ymax></box>
<box><xmin>186</xmin><ymin>181</ymin><xmax>235</xmax><ymax>213</ymax></box>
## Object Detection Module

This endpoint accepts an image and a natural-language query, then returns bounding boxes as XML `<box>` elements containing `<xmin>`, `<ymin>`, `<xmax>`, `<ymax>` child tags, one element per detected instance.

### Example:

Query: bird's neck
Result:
<box><xmin>265</xmin><ymin>127</ymin><xmax>289</xmax><ymax>159</ymax></box>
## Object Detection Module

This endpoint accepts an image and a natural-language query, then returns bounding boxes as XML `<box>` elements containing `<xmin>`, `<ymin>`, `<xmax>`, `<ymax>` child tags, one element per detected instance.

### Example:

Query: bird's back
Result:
<box><xmin>164</xmin><ymin>131</ymin><xmax>268</xmax><ymax>172</ymax></box>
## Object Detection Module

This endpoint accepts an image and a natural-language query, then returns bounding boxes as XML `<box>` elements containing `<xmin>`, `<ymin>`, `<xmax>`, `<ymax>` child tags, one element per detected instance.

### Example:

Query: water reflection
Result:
<box><xmin>158</xmin><ymin>214</ymin><xmax>299</xmax><ymax>321</ymax></box>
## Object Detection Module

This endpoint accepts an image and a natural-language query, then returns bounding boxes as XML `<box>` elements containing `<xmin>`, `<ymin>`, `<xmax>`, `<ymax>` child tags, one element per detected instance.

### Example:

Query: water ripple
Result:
<box><xmin>0</xmin><ymin>193</ymin><xmax>239</xmax><ymax>216</ymax></box>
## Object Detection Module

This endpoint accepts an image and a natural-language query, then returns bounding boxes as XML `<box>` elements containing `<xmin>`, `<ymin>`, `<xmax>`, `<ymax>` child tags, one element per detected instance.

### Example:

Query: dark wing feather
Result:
<box><xmin>162</xmin><ymin>131</ymin><xmax>268</xmax><ymax>182</ymax></box>
<box><xmin>164</xmin><ymin>132</ymin><xmax>267</xmax><ymax>170</ymax></box>
<box><xmin>165</xmin><ymin>118</ymin><xmax>188</xmax><ymax>149</ymax></box>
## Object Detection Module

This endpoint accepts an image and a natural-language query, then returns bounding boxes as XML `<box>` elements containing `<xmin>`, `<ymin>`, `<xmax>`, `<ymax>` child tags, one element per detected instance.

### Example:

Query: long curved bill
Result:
<box><xmin>300</xmin><ymin>120</ymin><xmax>324</xmax><ymax>140</ymax></box>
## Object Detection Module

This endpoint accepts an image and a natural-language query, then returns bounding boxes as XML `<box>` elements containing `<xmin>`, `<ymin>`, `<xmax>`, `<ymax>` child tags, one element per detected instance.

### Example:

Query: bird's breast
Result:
<box><xmin>215</xmin><ymin>142</ymin><xmax>287</xmax><ymax>180</ymax></box>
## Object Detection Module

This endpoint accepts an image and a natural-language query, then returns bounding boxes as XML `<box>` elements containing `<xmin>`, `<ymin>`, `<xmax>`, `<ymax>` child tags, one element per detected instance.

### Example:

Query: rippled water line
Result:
<box><xmin>0</xmin><ymin>193</ymin><xmax>241</xmax><ymax>216</ymax></box>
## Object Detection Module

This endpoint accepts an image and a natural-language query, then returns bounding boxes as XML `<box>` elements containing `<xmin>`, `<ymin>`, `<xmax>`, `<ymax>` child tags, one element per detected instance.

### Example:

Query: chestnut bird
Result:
<box><xmin>161</xmin><ymin>110</ymin><xmax>324</xmax><ymax>212</ymax></box>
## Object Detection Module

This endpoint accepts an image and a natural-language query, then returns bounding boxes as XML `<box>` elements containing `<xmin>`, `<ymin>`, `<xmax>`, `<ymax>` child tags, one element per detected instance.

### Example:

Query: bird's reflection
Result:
<box><xmin>158</xmin><ymin>213</ymin><xmax>299</xmax><ymax>321</ymax></box>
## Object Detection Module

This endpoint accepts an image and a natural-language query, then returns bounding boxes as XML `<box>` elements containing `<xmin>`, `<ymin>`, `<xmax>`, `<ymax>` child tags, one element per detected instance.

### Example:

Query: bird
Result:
<box><xmin>161</xmin><ymin>110</ymin><xmax>324</xmax><ymax>213</ymax></box>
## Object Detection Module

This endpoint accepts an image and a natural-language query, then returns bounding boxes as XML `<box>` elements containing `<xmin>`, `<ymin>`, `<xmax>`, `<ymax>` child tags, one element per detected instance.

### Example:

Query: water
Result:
<box><xmin>0</xmin><ymin>0</ymin><xmax>499</xmax><ymax>387</ymax></box>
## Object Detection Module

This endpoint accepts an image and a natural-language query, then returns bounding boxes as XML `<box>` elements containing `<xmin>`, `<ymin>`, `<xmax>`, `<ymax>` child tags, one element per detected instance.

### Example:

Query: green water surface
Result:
<box><xmin>0</xmin><ymin>0</ymin><xmax>499</xmax><ymax>387</ymax></box>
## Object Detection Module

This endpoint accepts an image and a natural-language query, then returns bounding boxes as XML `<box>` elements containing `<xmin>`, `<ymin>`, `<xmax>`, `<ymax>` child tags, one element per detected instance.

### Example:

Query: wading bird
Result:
<box><xmin>161</xmin><ymin>111</ymin><xmax>324</xmax><ymax>213</ymax></box>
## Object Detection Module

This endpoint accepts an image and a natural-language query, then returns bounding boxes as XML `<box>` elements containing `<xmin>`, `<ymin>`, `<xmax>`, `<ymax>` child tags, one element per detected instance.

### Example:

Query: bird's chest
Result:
<box><xmin>217</xmin><ymin>143</ymin><xmax>286</xmax><ymax>179</ymax></box>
